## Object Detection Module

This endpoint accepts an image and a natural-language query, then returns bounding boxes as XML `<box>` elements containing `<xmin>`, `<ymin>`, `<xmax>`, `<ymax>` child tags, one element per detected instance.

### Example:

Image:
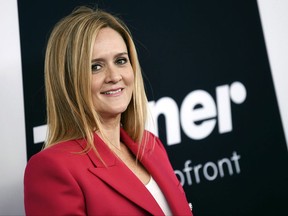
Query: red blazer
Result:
<box><xmin>24</xmin><ymin>128</ymin><xmax>193</xmax><ymax>215</ymax></box>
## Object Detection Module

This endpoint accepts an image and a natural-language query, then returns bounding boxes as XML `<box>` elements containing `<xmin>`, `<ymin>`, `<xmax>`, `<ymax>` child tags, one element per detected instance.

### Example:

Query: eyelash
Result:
<box><xmin>115</xmin><ymin>57</ymin><xmax>128</xmax><ymax>65</ymax></box>
<box><xmin>91</xmin><ymin>63</ymin><xmax>102</xmax><ymax>72</ymax></box>
<box><xmin>91</xmin><ymin>57</ymin><xmax>129</xmax><ymax>73</ymax></box>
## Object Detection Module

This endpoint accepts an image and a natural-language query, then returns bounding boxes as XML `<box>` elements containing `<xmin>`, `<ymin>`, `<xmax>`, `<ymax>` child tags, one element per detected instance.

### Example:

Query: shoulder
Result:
<box><xmin>142</xmin><ymin>130</ymin><xmax>168</xmax><ymax>154</ymax></box>
<box><xmin>143</xmin><ymin>130</ymin><xmax>160</xmax><ymax>142</ymax></box>
<box><xmin>28</xmin><ymin>140</ymin><xmax>83</xmax><ymax>163</ymax></box>
<box><xmin>24</xmin><ymin>140</ymin><xmax>88</xmax><ymax>215</ymax></box>
<box><xmin>25</xmin><ymin>139</ymin><xmax>90</xmax><ymax>179</ymax></box>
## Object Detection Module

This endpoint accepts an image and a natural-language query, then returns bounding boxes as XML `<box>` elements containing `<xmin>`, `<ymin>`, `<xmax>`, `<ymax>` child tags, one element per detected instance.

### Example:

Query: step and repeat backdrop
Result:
<box><xmin>1</xmin><ymin>0</ymin><xmax>288</xmax><ymax>215</ymax></box>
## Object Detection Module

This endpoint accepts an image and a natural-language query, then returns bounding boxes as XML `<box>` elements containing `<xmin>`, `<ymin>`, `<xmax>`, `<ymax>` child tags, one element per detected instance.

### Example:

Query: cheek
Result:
<box><xmin>91</xmin><ymin>77</ymin><xmax>101</xmax><ymax>96</ymax></box>
<box><xmin>127</xmin><ymin>70</ymin><xmax>135</xmax><ymax>86</ymax></box>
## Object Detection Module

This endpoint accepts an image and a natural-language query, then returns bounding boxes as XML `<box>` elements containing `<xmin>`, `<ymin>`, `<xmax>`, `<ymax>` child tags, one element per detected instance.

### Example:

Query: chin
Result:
<box><xmin>102</xmin><ymin>106</ymin><xmax>129</xmax><ymax>117</ymax></box>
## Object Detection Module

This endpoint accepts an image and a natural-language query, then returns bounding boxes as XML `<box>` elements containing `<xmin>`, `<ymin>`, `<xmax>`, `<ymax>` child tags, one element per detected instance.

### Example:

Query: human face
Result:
<box><xmin>91</xmin><ymin>27</ymin><xmax>134</xmax><ymax>120</ymax></box>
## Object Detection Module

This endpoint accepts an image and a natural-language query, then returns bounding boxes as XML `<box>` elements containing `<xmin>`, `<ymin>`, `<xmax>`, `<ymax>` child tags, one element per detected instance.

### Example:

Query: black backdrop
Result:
<box><xmin>18</xmin><ymin>0</ymin><xmax>288</xmax><ymax>215</ymax></box>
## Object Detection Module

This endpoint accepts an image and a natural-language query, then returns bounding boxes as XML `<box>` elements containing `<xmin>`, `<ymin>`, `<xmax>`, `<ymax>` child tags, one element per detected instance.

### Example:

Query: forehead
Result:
<box><xmin>92</xmin><ymin>27</ymin><xmax>127</xmax><ymax>57</ymax></box>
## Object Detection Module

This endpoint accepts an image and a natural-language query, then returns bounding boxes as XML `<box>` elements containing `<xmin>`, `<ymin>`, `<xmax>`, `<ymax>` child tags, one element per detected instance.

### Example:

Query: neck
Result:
<box><xmin>97</xmin><ymin>115</ymin><xmax>122</xmax><ymax>150</ymax></box>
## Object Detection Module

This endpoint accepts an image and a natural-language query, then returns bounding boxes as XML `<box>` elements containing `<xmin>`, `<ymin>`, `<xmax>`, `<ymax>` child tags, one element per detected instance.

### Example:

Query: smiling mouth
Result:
<box><xmin>101</xmin><ymin>88</ymin><xmax>123</xmax><ymax>95</ymax></box>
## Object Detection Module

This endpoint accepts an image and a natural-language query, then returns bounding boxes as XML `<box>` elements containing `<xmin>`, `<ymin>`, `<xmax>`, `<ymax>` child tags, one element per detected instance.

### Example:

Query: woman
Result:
<box><xmin>24</xmin><ymin>6</ymin><xmax>193</xmax><ymax>216</ymax></box>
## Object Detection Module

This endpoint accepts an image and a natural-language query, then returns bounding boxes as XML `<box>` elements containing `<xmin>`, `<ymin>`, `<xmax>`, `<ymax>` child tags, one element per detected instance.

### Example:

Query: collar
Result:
<box><xmin>74</xmin><ymin>128</ymin><xmax>164</xmax><ymax>215</ymax></box>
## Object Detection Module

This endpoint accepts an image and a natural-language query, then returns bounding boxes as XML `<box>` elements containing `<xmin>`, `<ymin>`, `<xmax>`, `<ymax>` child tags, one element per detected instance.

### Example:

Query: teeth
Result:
<box><xmin>103</xmin><ymin>89</ymin><xmax>122</xmax><ymax>95</ymax></box>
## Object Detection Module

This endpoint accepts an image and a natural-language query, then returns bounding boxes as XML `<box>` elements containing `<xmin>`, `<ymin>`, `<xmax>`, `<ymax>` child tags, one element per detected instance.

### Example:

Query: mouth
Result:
<box><xmin>101</xmin><ymin>88</ymin><xmax>123</xmax><ymax>95</ymax></box>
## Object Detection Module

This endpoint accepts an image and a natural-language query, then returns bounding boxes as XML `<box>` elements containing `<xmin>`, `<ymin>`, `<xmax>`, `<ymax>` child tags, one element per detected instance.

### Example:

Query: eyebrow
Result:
<box><xmin>91</xmin><ymin>52</ymin><xmax>129</xmax><ymax>63</ymax></box>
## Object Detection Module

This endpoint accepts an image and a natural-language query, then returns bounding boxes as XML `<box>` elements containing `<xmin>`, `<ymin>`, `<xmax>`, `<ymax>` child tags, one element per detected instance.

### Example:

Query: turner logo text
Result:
<box><xmin>148</xmin><ymin>81</ymin><xmax>247</xmax><ymax>145</ymax></box>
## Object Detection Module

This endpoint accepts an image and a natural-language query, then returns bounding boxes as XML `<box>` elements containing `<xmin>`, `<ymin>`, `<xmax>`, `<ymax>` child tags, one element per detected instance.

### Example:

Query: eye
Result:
<box><xmin>91</xmin><ymin>63</ymin><xmax>102</xmax><ymax>73</ymax></box>
<box><xmin>115</xmin><ymin>57</ymin><xmax>128</xmax><ymax>65</ymax></box>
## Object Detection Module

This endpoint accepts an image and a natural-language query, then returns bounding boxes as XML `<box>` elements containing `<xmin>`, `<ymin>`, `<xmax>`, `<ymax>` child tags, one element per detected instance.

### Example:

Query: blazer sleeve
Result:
<box><xmin>24</xmin><ymin>151</ymin><xmax>86</xmax><ymax>216</ymax></box>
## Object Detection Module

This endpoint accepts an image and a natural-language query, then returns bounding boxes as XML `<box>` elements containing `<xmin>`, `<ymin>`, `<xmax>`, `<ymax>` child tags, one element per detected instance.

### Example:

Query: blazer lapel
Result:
<box><xmin>142</xmin><ymin>153</ymin><xmax>187</xmax><ymax>215</ymax></box>
<box><xmin>121</xmin><ymin>129</ymin><xmax>191</xmax><ymax>215</ymax></box>
<box><xmin>76</xmin><ymin>132</ymin><xmax>164</xmax><ymax>216</ymax></box>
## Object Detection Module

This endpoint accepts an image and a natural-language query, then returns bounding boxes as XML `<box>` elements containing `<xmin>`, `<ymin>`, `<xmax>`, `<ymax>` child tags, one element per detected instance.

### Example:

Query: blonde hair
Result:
<box><xmin>44</xmin><ymin>6</ymin><xmax>148</xmax><ymax>157</ymax></box>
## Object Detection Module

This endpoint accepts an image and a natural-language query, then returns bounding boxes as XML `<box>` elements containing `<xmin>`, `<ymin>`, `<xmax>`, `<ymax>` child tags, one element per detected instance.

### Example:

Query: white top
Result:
<box><xmin>145</xmin><ymin>176</ymin><xmax>172</xmax><ymax>216</ymax></box>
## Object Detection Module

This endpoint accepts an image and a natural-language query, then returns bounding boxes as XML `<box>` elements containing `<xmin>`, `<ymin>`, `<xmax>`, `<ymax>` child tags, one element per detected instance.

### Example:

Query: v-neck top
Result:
<box><xmin>146</xmin><ymin>176</ymin><xmax>172</xmax><ymax>216</ymax></box>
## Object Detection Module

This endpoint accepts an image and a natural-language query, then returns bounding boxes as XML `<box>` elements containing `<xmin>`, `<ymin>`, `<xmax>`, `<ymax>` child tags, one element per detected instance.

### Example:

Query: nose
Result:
<box><xmin>104</xmin><ymin>65</ymin><xmax>122</xmax><ymax>84</ymax></box>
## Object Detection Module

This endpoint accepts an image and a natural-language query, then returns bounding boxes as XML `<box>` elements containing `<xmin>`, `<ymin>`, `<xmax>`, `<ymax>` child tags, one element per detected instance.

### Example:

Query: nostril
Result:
<box><xmin>105</xmin><ymin>74</ymin><xmax>122</xmax><ymax>84</ymax></box>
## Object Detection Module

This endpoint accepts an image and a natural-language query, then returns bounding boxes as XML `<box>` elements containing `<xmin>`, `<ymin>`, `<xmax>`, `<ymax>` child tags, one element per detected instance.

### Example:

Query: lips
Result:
<box><xmin>101</xmin><ymin>88</ymin><xmax>123</xmax><ymax>95</ymax></box>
